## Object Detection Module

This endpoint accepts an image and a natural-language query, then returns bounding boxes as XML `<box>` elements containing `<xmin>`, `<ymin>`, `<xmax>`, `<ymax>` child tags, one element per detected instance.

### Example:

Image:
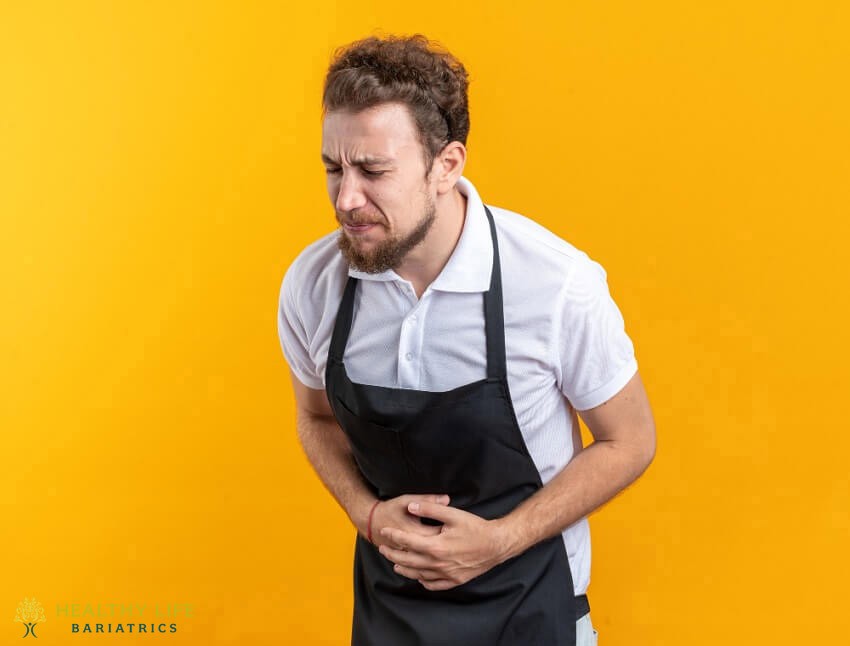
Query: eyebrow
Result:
<box><xmin>321</xmin><ymin>153</ymin><xmax>394</xmax><ymax>166</ymax></box>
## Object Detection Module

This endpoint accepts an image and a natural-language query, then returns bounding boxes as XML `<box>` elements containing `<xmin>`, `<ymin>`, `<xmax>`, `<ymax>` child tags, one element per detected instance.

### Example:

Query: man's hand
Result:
<box><xmin>377</xmin><ymin>501</ymin><xmax>511</xmax><ymax>591</ymax></box>
<box><xmin>370</xmin><ymin>494</ymin><xmax>451</xmax><ymax>548</ymax></box>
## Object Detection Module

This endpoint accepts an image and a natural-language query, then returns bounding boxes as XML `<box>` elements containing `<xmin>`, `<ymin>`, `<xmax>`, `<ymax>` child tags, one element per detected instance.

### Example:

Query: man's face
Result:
<box><xmin>321</xmin><ymin>102</ymin><xmax>437</xmax><ymax>273</ymax></box>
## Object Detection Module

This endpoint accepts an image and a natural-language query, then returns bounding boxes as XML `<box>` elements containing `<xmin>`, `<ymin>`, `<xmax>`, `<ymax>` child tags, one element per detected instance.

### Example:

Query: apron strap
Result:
<box><xmin>328</xmin><ymin>275</ymin><xmax>358</xmax><ymax>365</ymax></box>
<box><xmin>483</xmin><ymin>206</ymin><xmax>507</xmax><ymax>381</ymax></box>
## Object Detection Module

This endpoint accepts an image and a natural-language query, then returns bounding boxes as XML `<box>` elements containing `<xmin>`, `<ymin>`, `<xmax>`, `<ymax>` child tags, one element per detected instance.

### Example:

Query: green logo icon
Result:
<box><xmin>15</xmin><ymin>598</ymin><xmax>46</xmax><ymax>638</ymax></box>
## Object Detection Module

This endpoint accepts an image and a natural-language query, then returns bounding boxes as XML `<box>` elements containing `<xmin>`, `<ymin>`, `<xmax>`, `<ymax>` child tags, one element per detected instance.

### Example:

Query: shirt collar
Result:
<box><xmin>347</xmin><ymin>175</ymin><xmax>493</xmax><ymax>294</ymax></box>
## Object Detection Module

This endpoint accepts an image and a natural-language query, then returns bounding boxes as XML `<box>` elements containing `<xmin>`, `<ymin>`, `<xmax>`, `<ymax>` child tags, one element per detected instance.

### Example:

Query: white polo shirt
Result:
<box><xmin>277</xmin><ymin>175</ymin><xmax>638</xmax><ymax>596</ymax></box>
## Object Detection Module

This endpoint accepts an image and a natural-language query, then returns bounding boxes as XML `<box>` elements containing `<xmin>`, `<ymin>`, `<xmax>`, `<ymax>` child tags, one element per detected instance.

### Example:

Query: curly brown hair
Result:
<box><xmin>322</xmin><ymin>34</ymin><xmax>470</xmax><ymax>178</ymax></box>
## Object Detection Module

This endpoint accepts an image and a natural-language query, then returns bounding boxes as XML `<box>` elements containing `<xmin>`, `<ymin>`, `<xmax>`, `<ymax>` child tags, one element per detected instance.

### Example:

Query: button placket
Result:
<box><xmin>397</xmin><ymin>297</ymin><xmax>428</xmax><ymax>389</ymax></box>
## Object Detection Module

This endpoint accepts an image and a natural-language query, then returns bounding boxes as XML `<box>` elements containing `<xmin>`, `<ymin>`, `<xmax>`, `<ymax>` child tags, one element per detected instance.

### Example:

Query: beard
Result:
<box><xmin>337</xmin><ymin>194</ymin><xmax>436</xmax><ymax>274</ymax></box>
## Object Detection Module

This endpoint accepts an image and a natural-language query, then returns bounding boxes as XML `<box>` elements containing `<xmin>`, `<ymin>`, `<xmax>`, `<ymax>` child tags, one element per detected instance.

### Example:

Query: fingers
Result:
<box><xmin>406</xmin><ymin>500</ymin><xmax>462</xmax><ymax>523</ymax></box>
<box><xmin>380</xmin><ymin>527</ymin><xmax>434</xmax><ymax>554</ymax></box>
<box><xmin>372</xmin><ymin>494</ymin><xmax>451</xmax><ymax>548</ymax></box>
<box><xmin>407</xmin><ymin>522</ymin><xmax>443</xmax><ymax>537</ymax></box>
<box><xmin>377</xmin><ymin>536</ymin><xmax>463</xmax><ymax>591</ymax></box>
<box><xmin>379</xmin><ymin>520</ymin><xmax>438</xmax><ymax>549</ymax></box>
<box><xmin>404</xmin><ymin>494</ymin><xmax>450</xmax><ymax>506</ymax></box>
<box><xmin>379</xmin><ymin>544</ymin><xmax>438</xmax><ymax>570</ymax></box>
<box><xmin>389</xmin><ymin>559</ymin><xmax>459</xmax><ymax>590</ymax></box>
<box><xmin>392</xmin><ymin>563</ymin><xmax>445</xmax><ymax>582</ymax></box>
<box><xmin>379</xmin><ymin>545</ymin><xmax>449</xmax><ymax>584</ymax></box>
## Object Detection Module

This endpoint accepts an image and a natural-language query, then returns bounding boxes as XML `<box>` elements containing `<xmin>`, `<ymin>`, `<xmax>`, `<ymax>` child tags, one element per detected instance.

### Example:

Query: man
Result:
<box><xmin>278</xmin><ymin>33</ymin><xmax>656</xmax><ymax>646</ymax></box>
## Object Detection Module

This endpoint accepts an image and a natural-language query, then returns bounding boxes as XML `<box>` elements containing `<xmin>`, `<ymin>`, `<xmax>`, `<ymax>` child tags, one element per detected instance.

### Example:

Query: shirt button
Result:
<box><xmin>410</xmin><ymin>315</ymin><xmax>418</xmax><ymax>323</ymax></box>
<box><xmin>405</xmin><ymin>352</ymin><xmax>413</xmax><ymax>361</ymax></box>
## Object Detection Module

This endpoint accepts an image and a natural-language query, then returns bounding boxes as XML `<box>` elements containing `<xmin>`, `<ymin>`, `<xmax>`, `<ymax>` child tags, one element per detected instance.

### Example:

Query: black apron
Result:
<box><xmin>326</xmin><ymin>205</ymin><xmax>589</xmax><ymax>646</ymax></box>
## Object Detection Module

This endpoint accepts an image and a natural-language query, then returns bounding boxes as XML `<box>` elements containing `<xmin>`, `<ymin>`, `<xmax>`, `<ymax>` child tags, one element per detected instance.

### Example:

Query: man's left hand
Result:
<box><xmin>378</xmin><ymin>501</ymin><xmax>513</xmax><ymax>591</ymax></box>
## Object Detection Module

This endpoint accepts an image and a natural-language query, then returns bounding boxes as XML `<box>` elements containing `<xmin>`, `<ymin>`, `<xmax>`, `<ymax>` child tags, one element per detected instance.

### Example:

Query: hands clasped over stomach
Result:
<box><xmin>372</xmin><ymin>494</ymin><xmax>510</xmax><ymax>592</ymax></box>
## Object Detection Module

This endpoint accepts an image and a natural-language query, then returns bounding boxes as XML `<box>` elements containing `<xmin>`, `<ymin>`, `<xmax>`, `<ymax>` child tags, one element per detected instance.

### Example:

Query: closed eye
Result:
<box><xmin>324</xmin><ymin>167</ymin><xmax>386</xmax><ymax>177</ymax></box>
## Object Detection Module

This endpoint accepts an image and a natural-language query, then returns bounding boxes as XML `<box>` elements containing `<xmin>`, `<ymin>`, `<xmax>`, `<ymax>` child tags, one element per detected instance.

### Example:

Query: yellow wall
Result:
<box><xmin>2</xmin><ymin>1</ymin><xmax>848</xmax><ymax>644</ymax></box>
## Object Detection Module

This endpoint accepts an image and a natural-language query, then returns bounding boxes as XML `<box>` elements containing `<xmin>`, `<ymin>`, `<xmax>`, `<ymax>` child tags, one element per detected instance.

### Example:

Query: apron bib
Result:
<box><xmin>326</xmin><ymin>206</ymin><xmax>586</xmax><ymax>645</ymax></box>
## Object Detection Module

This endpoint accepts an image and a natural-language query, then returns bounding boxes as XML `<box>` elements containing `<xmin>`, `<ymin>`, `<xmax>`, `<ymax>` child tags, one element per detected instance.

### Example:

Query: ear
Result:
<box><xmin>433</xmin><ymin>141</ymin><xmax>467</xmax><ymax>195</ymax></box>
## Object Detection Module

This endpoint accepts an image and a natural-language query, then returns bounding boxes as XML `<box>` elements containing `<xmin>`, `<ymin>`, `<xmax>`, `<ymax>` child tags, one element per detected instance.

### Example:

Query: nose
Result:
<box><xmin>334</xmin><ymin>169</ymin><xmax>367</xmax><ymax>214</ymax></box>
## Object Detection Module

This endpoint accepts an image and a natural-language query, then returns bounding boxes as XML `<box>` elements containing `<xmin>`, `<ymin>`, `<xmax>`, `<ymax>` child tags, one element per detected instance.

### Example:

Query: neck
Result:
<box><xmin>395</xmin><ymin>187</ymin><xmax>468</xmax><ymax>299</ymax></box>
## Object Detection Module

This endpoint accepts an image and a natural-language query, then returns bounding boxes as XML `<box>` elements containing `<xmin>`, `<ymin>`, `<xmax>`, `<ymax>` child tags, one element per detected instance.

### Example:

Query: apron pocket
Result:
<box><xmin>333</xmin><ymin>395</ymin><xmax>414</xmax><ymax>494</ymax></box>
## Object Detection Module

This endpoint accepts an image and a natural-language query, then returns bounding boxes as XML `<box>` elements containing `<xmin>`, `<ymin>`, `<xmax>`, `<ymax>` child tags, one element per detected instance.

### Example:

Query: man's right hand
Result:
<box><xmin>369</xmin><ymin>494</ymin><xmax>451</xmax><ymax>548</ymax></box>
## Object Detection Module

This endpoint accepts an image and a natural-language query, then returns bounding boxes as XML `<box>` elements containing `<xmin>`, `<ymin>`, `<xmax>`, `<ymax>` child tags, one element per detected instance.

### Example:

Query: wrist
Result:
<box><xmin>349</xmin><ymin>495</ymin><xmax>379</xmax><ymax>538</ymax></box>
<box><xmin>366</xmin><ymin>500</ymin><xmax>381</xmax><ymax>544</ymax></box>
<box><xmin>492</xmin><ymin>514</ymin><xmax>527</xmax><ymax>563</ymax></box>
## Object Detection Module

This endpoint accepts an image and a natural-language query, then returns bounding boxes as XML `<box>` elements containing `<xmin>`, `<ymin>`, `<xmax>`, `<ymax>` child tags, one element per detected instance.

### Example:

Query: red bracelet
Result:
<box><xmin>366</xmin><ymin>500</ymin><xmax>381</xmax><ymax>544</ymax></box>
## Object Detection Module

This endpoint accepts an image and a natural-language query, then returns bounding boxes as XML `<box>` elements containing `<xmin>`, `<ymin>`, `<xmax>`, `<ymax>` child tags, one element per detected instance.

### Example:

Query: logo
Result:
<box><xmin>15</xmin><ymin>597</ymin><xmax>47</xmax><ymax>638</ymax></box>
<box><xmin>13</xmin><ymin>597</ymin><xmax>191</xmax><ymax>637</ymax></box>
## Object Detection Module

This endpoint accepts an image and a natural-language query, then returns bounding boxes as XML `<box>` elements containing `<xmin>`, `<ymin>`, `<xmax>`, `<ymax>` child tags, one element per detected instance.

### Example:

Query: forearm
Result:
<box><xmin>295</xmin><ymin>410</ymin><xmax>377</xmax><ymax>536</ymax></box>
<box><xmin>497</xmin><ymin>437</ymin><xmax>654</xmax><ymax>561</ymax></box>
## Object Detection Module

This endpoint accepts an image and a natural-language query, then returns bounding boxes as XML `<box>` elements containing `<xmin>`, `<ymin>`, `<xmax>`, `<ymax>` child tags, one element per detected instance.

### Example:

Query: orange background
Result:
<box><xmin>1</xmin><ymin>1</ymin><xmax>848</xmax><ymax>644</ymax></box>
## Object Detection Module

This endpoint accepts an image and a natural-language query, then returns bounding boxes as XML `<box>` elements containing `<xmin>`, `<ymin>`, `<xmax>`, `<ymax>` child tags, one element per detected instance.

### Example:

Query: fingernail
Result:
<box><xmin>409</xmin><ymin>502</ymin><xmax>420</xmax><ymax>512</ymax></box>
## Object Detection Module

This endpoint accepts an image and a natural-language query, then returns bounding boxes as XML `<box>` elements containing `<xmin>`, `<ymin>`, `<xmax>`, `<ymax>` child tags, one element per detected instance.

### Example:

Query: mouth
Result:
<box><xmin>341</xmin><ymin>221</ymin><xmax>382</xmax><ymax>235</ymax></box>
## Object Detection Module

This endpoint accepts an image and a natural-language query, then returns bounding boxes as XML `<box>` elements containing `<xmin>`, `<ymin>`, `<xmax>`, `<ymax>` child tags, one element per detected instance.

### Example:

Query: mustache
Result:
<box><xmin>337</xmin><ymin>212</ymin><xmax>386</xmax><ymax>226</ymax></box>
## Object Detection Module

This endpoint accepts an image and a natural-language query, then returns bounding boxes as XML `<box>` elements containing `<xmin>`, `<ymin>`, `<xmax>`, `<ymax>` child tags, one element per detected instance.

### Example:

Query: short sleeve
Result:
<box><xmin>277</xmin><ymin>264</ymin><xmax>324</xmax><ymax>390</ymax></box>
<box><xmin>555</xmin><ymin>256</ymin><xmax>638</xmax><ymax>411</ymax></box>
